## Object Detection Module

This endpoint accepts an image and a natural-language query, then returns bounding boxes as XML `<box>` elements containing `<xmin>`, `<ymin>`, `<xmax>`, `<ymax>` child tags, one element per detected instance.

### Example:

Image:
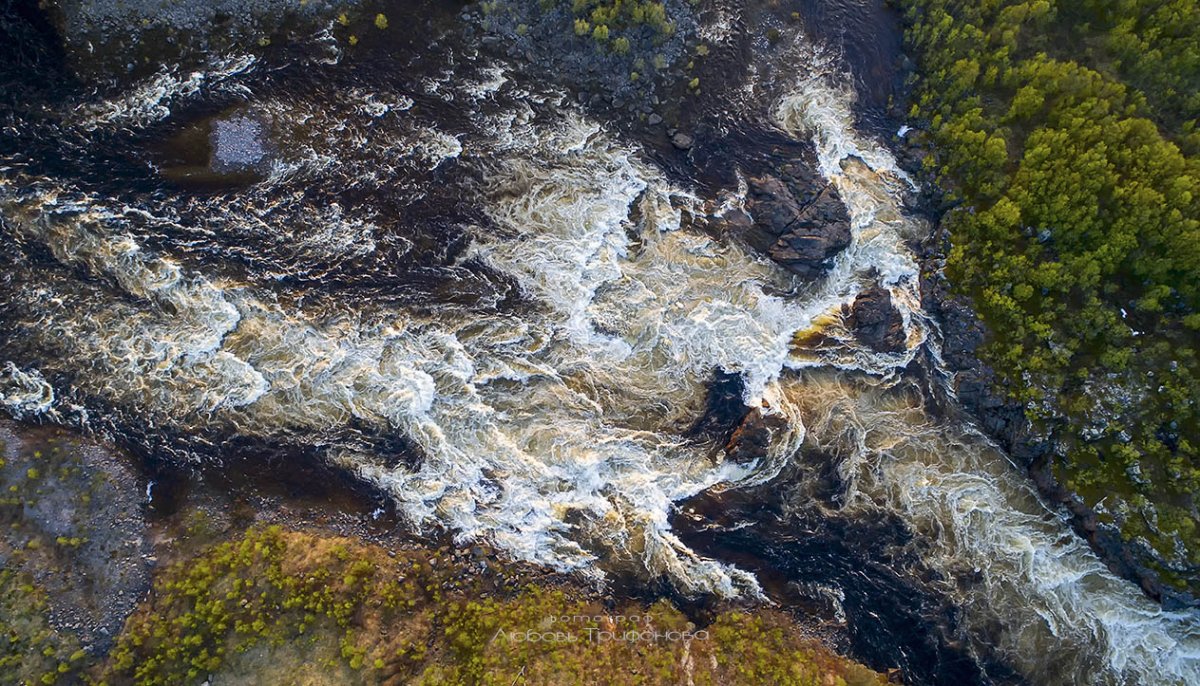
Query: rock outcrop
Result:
<box><xmin>687</xmin><ymin>372</ymin><xmax>786</xmax><ymax>466</ymax></box>
<box><xmin>741</xmin><ymin>175</ymin><xmax>852</xmax><ymax>277</ymax></box>
<box><xmin>0</xmin><ymin>421</ymin><xmax>152</xmax><ymax>653</ymax></box>
<box><xmin>724</xmin><ymin>407</ymin><xmax>787</xmax><ymax>465</ymax></box>
<box><xmin>844</xmin><ymin>285</ymin><xmax>906</xmax><ymax>353</ymax></box>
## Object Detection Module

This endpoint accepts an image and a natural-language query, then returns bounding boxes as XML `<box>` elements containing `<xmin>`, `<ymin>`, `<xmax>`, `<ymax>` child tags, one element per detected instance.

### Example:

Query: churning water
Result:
<box><xmin>1</xmin><ymin>12</ymin><xmax>1198</xmax><ymax>685</ymax></box>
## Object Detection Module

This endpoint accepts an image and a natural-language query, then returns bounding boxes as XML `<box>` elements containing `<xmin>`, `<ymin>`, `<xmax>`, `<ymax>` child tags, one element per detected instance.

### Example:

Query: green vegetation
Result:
<box><xmin>89</xmin><ymin>526</ymin><xmax>883</xmax><ymax>685</ymax></box>
<box><xmin>570</xmin><ymin>0</ymin><xmax>676</xmax><ymax>41</ymax></box>
<box><xmin>899</xmin><ymin>1</ymin><xmax>1200</xmax><ymax>589</ymax></box>
<box><xmin>488</xmin><ymin>0</ymin><xmax>679</xmax><ymax>56</ymax></box>
<box><xmin>0</xmin><ymin>570</ymin><xmax>87</xmax><ymax>686</ymax></box>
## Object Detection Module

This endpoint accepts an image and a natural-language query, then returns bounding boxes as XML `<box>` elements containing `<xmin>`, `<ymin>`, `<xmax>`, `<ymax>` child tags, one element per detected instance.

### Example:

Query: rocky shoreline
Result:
<box><xmin>909</xmin><ymin>155</ymin><xmax>1200</xmax><ymax>610</ymax></box>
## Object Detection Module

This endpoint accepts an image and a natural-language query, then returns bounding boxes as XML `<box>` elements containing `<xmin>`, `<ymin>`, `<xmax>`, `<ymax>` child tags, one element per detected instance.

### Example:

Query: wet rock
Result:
<box><xmin>157</xmin><ymin>108</ymin><xmax>273</xmax><ymax>186</ymax></box>
<box><xmin>724</xmin><ymin>407</ymin><xmax>786</xmax><ymax>465</ymax></box>
<box><xmin>716</xmin><ymin>208</ymin><xmax>754</xmax><ymax>238</ymax></box>
<box><xmin>843</xmin><ymin>285</ymin><xmax>906</xmax><ymax>353</ymax></box>
<box><xmin>688</xmin><ymin>371</ymin><xmax>748</xmax><ymax>443</ymax></box>
<box><xmin>744</xmin><ymin>176</ymin><xmax>851</xmax><ymax>277</ymax></box>
<box><xmin>648</xmin><ymin>113</ymin><xmax>663</xmax><ymax>126</ymax></box>
<box><xmin>686</xmin><ymin>372</ymin><xmax>787</xmax><ymax>466</ymax></box>
<box><xmin>745</xmin><ymin>176</ymin><xmax>804</xmax><ymax>240</ymax></box>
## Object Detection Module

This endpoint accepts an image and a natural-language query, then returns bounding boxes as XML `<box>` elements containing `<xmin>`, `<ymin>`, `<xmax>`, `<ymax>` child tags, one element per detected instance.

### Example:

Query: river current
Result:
<box><xmin>1</xmin><ymin>3</ymin><xmax>1198</xmax><ymax>684</ymax></box>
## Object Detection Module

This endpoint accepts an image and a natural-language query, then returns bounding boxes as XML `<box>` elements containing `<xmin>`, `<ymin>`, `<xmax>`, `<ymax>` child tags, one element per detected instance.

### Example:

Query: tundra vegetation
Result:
<box><xmin>5</xmin><ymin>525</ymin><xmax>885</xmax><ymax>685</ymax></box>
<box><xmin>899</xmin><ymin>0</ymin><xmax>1200</xmax><ymax>591</ymax></box>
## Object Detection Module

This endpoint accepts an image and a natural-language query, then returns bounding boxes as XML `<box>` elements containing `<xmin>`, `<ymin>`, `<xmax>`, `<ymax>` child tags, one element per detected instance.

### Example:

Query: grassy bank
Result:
<box><xmin>897</xmin><ymin>0</ymin><xmax>1200</xmax><ymax>592</ymax></box>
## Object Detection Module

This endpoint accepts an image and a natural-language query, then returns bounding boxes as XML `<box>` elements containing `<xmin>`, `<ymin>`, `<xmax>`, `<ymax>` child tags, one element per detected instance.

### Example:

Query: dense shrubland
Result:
<box><xmin>899</xmin><ymin>0</ymin><xmax>1200</xmax><ymax>590</ymax></box>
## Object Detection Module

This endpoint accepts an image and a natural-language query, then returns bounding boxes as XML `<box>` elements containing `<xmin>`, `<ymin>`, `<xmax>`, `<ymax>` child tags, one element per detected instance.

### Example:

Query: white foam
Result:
<box><xmin>74</xmin><ymin>54</ymin><xmax>257</xmax><ymax>131</ymax></box>
<box><xmin>0</xmin><ymin>125</ymin><xmax>805</xmax><ymax>594</ymax></box>
<box><xmin>780</xmin><ymin>372</ymin><xmax>1200</xmax><ymax>685</ymax></box>
<box><xmin>0</xmin><ymin>362</ymin><xmax>56</xmax><ymax>418</ymax></box>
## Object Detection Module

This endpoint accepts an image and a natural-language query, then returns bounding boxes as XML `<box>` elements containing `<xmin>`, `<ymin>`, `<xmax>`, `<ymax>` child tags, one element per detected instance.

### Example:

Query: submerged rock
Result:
<box><xmin>688</xmin><ymin>371</ymin><xmax>750</xmax><ymax>443</ymax></box>
<box><xmin>687</xmin><ymin>372</ymin><xmax>785</xmax><ymax>466</ymax></box>
<box><xmin>209</xmin><ymin>113</ymin><xmax>270</xmax><ymax>174</ymax></box>
<box><xmin>844</xmin><ymin>285</ymin><xmax>906</xmax><ymax>353</ymax></box>
<box><xmin>157</xmin><ymin>108</ymin><xmax>274</xmax><ymax>185</ymax></box>
<box><xmin>743</xmin><ymin>175</ymin><xmax>852</xmax><ymax>277</ymax></box>
<box><xmin>671</xmin><ymin>132</ymin><xmax>694</xmax><ymax>150</ymax></box>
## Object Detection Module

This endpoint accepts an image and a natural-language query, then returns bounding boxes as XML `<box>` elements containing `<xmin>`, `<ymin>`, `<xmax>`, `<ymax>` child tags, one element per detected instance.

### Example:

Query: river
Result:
<box><xmin>1</xmin><ymin>1</ymin><xmax>1197</xmax><ymax>684</ymax></box>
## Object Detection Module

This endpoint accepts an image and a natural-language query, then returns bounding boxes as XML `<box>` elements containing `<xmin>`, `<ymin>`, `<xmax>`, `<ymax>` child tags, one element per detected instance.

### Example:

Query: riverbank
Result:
<box><xmin>0</xmin><ymin>419</ymin><xmax>888</xmax><ymax>685</ymax></box>
<box><xmin>895</xmin><ymin>0</ymin><xmax>1200</xmax><ymax>607</ymax></box>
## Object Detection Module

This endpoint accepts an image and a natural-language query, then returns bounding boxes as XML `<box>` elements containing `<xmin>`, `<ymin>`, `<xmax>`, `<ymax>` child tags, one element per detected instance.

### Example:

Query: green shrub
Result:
<box><xmin>99</xmin><ymin>526</ymin><xmax>885</xmax><ymax>685</ymax></box>
<box><xmin>899</xmin><ymin>0</ymin><xmax>1200</xmax><ymax>589</ymax></box>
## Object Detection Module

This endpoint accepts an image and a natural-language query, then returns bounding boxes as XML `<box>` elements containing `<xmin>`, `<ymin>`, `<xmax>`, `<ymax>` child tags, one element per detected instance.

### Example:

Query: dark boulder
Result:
<box><xmin>844</xmin><ymin>285</ymin><xmax>906</xmax><ymax>353</ymax></box>
<box><xmin>723</xmin><ymin>407</ymin><xmax>786</xmax><ymax>465</ymax></box>
<box><xmin>687</xmin><ymin>371</ymin><xmax>749</xmax><ymax>443</ymax></box>
<box><xmin>742</xmin><ymin>175</ymin><xmax>852</xmax><ymax>277</ymax></box>
<box><xmin>687</xmin><ymin>372</ymin><xmax>787</xmax><ymax>465</ymax></box>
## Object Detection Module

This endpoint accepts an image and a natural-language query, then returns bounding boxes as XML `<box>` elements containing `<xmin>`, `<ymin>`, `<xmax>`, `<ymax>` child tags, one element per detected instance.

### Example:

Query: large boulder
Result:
<box><xmin>686</xmin><ymin>372</ymin><xmax>787</xmax><ymax>466</ymax></box>
<box><xmin>844</xmin><ymin>285</ymin><xmax>906</xmax><ymax>353</ymax></box>
<box><xmin>744</xmin><ymin>175</ymin><xmax>852</xmax><ymax>277</ymax></box>
<box><xmin>209</xmin><ymin>112</ymin><xmax>270</xmax><ymax>174</ymax></box>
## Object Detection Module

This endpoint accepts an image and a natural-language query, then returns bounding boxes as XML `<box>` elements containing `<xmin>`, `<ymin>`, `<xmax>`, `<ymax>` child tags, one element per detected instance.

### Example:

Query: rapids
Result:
<box><xmin>764</xmin><ymin>46</ymin><xmax>1200</xmax><ymax>685</ymax></box>
<box><xmin>1</xmin><ymin>8</ymin><xmax>1198</xmax><ymax>686</ymax></box>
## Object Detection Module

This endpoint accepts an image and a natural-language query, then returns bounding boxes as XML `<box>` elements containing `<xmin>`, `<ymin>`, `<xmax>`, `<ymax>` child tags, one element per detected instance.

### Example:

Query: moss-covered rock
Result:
<box><xmin>0</xmin><ymin>569</ymin><xmax>89</xmax><ymax>686</ymax></box>
<box><xmin>0</xmin><ymin>421</ymin><xmax>151</xmax><ymax>656</ymax></box>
